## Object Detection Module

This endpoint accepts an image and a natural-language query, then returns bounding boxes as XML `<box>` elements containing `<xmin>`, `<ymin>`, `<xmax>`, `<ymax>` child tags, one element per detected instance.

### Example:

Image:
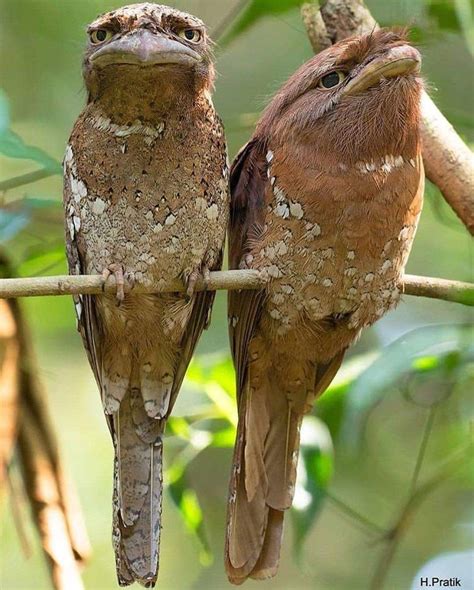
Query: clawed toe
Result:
<box><xmin>202</xmin><ymin>267</ymin><xmax>211</xmax><ymax>289</ymax></box>
<box><xmin>185</xmin><ymin>267</ymin><xmax>211</xmax><ymax>298</ymax></box>
<box><xmin>102</xmin><ymin>264</ymin><xmax>125</xmax><ymax>304</ymax></box>
<box><xmin>186</xmin><ymin>269</ymin><xmax>199</xmax><ymax>298</ymax></box>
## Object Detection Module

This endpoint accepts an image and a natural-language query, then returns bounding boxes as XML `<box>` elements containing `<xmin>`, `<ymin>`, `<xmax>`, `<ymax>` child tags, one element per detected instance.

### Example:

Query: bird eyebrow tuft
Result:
<box><xmin>336</xmin><ymin>27</ymin><xmax>413</xmax><ymax>66</ymax></box>
<box><xmin>87</xmin><ymin>15</ymin><xmax>122</xmax><ymax>33</ymax></box>
<box><xmin>163</xmin><ymin>14</ymin><xmax>205</xmax><ymax>32</ymax></box>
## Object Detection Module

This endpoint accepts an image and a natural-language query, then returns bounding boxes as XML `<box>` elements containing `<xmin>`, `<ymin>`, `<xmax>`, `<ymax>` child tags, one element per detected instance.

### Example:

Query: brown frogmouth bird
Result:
<box><xmin>226</xmin><ymin>29</ymin><xmax>423</xmax><ymax>584</ymax></box>
<box><xmin>63</xmin><ymin>4</ymin><xmax>228</xmax><ymax>586</ymax></box>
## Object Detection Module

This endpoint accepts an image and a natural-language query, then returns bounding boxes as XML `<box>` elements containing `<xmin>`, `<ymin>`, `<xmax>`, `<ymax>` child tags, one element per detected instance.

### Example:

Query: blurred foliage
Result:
<box><xmin>0</xmin><ymin>91</ymin><xmax>61</xmax><ymax>179</ymax></box>
<box><xmin>160</xmin><ymin>324</ymin><xmax>473</xmax><ymax>583</ymax></box>
<box><xmin>218</xmin><ymin>0</ymin><xmax>474</xmax><ymax>56</ymax></box>
<box><xmin>0</xmin><ymin>0</ymin><xmax>473</xmax><ymax>588</ymax></box>
<box><xmin>426</xmin><ymin>0</ymin><xmax>474</xmax><ymax>54</ymax></box>
<box><xmin>217</xmin><ymin>0</ymin><xmax>307</xmax><ymax>46</ymax></box>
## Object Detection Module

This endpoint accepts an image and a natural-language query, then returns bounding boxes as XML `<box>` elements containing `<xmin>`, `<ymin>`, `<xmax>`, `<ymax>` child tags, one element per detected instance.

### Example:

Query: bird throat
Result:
<box><xmin>88</xmin><ymin>64</ymin><xmax>201</xmax><ymax>123</ymax></box>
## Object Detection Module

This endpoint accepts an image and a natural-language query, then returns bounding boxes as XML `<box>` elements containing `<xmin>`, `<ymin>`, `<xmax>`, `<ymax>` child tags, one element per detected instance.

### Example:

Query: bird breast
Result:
<box><xmin>252</xmin><ymin>149</ymin><xmax>423</xmax><ymax>337</ymax></box>
<box><xmin>64</xmin><ymin>104</ymin><xmax>229</xmax><ymax>284</ymax></box>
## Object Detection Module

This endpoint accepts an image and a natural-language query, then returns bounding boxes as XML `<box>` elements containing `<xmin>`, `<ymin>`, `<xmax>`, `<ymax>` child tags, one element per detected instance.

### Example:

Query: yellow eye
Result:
<box><xmin>178</xmin><ymin>29</ymin><xmax>202</xmax><ymax>44</ymax></box>
<box><xmin>318</xmin><ymin>71</ymin><xmax>347</xmax><ymax>89</ymax></box>
<box><xmin>89</xmin><ymin>29</ymin><xmax>113</xmax><ymax>44</ymax></box>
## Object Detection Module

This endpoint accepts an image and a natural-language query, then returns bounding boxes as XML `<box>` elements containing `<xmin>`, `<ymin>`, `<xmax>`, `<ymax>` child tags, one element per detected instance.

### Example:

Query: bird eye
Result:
<box><xmin>89</xmin><ymin>29</ymin><xmax>113</xmax><ymax>44</ymax></box>
<box><xmin>178</xmin><ymin>29</ymin><xmax>202</xmax><ymax>43</ymax></box>
<box><xmin>319</xmin><ymin>71</ymin><xmax>346</xmax><ymax>89</ymax></box>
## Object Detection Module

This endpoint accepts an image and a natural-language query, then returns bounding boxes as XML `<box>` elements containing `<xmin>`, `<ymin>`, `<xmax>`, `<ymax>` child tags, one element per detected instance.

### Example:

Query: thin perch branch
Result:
<box><xmin>301</xmin><ymin>0</ymin><xmax>474</xmax><ymax>235</ymax></box>
<box><xmin>0</xmin><ymin>270</ymin><xmax>265</xmax><ymax>298</ymax></box>
<box><xmin>403</xmin><ymin>275</ymin><xmax>474</xmax><ymax>306</ymax></box>
<box><xmin>0</xmin><ymin>271</ymin><xmax>472</xmax><ymax>306</ymax></box>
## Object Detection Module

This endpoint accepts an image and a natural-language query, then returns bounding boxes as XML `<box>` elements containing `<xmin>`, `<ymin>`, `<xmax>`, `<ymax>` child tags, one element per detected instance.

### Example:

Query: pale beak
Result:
<box><xmin>90</xmin><ymin>29</ymin><xmax>201</xmax><ymax>68</ymax></box>
<box><xmin>343</xmin><ymin>44</ymin><xmax>421</xmax><ymax>96</ymax></box>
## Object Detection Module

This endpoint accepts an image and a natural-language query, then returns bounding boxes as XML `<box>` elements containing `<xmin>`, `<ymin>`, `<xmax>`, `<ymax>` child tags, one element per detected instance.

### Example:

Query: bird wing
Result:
<box><xmin>170</xmin><ymin>250</ymin><xmax>224</xmax><ymax>411</ymax></box>
<box><xmin>64</xmin><ymin>191</ymin><xmax>106</xmax><ymax>415</ymax></box>
<box><xmin>226</xmin><ymin>140</ymin><xmax>350</xmax><ymax>584</ymax></box>
<box><xmin>228</xmin><ymin>139</ymin><xmax>268</xmax><ymax>393</ymax></box>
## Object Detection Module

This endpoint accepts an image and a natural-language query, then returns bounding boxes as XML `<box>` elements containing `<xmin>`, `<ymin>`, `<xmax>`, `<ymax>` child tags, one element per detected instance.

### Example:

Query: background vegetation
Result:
<box><xmin>0</xmin><ymin>1</ymin><xmax>473</xmax><ymax>589</ymax></box>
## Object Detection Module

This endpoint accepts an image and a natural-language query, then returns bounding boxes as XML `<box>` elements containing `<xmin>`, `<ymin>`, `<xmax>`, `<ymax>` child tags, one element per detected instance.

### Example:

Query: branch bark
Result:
<box><xmin>0</xmin><ymin>271</ymin><xmax>472</xmax><ymax>306</ymax></box>
<box><xmin>0</xmin><ymin>254</ymin><xmax>90</xmax><ymax>590</ymax></box>
<box><xmin>301</xmin><ymin>0</ymin><xmax>474</xmax><ymax>234</ymax></box>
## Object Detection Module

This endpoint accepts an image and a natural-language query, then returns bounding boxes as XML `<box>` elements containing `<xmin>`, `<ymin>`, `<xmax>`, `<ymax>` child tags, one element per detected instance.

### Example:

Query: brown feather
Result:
<box><xmin>226</xmin><ymin>28</ymin><xmax>423</xmax><ymax>584</ymax></box>
<box><xmin>64</xmin><ymin>4</ymin><xmax>228</xmax><ymax>587</ymax></box>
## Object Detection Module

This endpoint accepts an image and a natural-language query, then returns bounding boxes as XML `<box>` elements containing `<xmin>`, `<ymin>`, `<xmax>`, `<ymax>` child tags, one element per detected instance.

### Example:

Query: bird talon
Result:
<box><xmin>125</xmin><ymin>272</ymin><xmax>136</xmax><ymax>291</ymax></box>
<box><xmin>185</xmin><ymin>270</ymin><xmax>199</xmax><ymax>298</ymax></box>
<box><xmin>101</xmin><ymin>269</ymin><xmax>111</xmax><ymax>292</ymax></box>
<box><xmin>185</xmin><ymin>267</ymin><xmax>210</xmax><ymax>297</ymax></box>
<box><xmin>202</xmin><ymin>267</ymin><xmax>211</xmax><ymax>291</ymax></box>
<box><xmin>102</xmin><ymin>264</ymin><xmax>125</xmax><ymax>305</ymax></box>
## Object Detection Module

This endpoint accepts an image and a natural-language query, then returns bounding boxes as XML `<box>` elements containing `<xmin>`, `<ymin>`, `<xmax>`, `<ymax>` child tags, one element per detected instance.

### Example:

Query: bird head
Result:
<box><xmin>257</xmin><ymin>29</ymin><xmax>423</xmax><ymax>164</ymax></box>
<box><xmin>83</xmin><ymin>3</ymin><xmax>215</xmax><ymax>105</ymax></box>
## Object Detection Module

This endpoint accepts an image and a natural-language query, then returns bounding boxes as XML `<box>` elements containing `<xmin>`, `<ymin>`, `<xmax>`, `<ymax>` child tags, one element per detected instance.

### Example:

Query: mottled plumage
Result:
<box><xmin>63</xmin><ymin>4</ymin><xmax>228</xmax><ymax>586</ymax></box>
<box><xmin>226</xmin><ymin>30</ymin><xmax>424</xmax><ymax>584</ymax></box>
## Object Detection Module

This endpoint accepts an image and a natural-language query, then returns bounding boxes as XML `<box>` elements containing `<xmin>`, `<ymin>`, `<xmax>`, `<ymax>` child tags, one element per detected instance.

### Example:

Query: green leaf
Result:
<box><xmin>18</xmin><ymin>246</ymin><xmax>66</xmax><ymax>277</ymax></box>
<box><xmin>454</xmin><ymin>0</ymin><xmax>474</xmax><ymax>56</ymax></box>
<box><xmin>208</xmin><ymin>356</ymin><xmax>236</xmax><ymax>397</ymax></box>
<box><xmin>291</xmin><ymin>416</ymin><xmax>334</xmax><ymax>559</ymax></box>
<box><xmin>343</xmin><ymin>325</ymin><xmax>473</xmax><ymax>445</ymax></box>
<box><xmin>315</xmin><ymin>352</ymin><xmax>377</xmax><ymax>440</ymax></box>
<box><xmin>0</xmin><ymin>94</ymin><xmax>61</xmax><ymax>175</ymax></box>
<box><xmin>210</xmin><ymin>426</ymin><xmax>235</xmax><ymax>448</ymax></box>
<box><xmin>22</xmin><ymin>195</ymin><xmax>62</xmax><ymax>209</ymax></box>
<box><xmin>167</xmin><ymin>416</ymin><xmax>193</xmax><ymax>441</ymax></box>
<box><xmin>204</xmin><ymin>382</ymin><xmax>238</xmax><ymax>427</ymax></box>
<box><xmin>186</xmin><ymin>354</ymin><xmax>237</xmax><ymax>426</ymax></box>
<box><xmin>0</xmin><ymin>90</ymin><xmax>10</xmax><ymax>134</ymax></box>
<box><xmin>219</xmin><ymin>0</ymin><xmax>310</xmax><ymax>47</ymax></box>
<box><xmin>168</xmin><ymin>475</ymin><xmax>213</xmax><ymax>566</ymax></box>
<box><xmin>427</xmin><ymin>0</ymin><xmax>462</xmax><ymax>32</ymax></box>
<box><xmin>0</xmin><ymin>210</ymin><xmax>30</xmax><ymax>242</ymax></box>
<box><xmin>0</xmin><ymin>128</ymin><xmax>61</xmax><ymax>174</ymax></box>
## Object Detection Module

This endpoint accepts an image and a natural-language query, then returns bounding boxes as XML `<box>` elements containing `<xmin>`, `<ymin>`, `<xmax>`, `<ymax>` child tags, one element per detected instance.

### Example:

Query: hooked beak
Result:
<box><xmin>90</xmin><ymin>29</ymin><xmax>201</xmax><ymax>68</ymax></box>
<box><xmin>343</xmin><ymin>44</ymin><xmax>421</xmax><ymax>96</ymax></box>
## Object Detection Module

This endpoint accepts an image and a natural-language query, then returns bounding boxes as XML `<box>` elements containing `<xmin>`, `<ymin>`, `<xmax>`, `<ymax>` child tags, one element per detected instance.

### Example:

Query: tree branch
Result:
<box><xmin>402</xmin><ymin>274</ymin><xmax>474</xmax><ymax>306</ymax></box>
<box><xmin>301</xmin><ymin>0</ymin><xmax>474</xmax><ymax>235</ymax></box>
<box><xmin>0</xmin><ymin>271</ymin><xmax>472</xmax><ymax>306</ymax></box>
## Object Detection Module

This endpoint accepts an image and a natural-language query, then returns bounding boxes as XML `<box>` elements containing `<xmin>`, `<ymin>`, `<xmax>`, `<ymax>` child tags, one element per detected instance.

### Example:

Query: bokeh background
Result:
<box><xmin>0</xmin><ymin>1</ymin><xmax>473</xmax><ymax>589</ymax></box>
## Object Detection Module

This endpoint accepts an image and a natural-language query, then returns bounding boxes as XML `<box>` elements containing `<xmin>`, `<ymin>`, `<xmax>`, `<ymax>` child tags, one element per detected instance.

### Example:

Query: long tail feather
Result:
<box><xmin>225</xmin><ymin>374</ymin><xmax>300</xmax><ymax>584</ymax></box>
<box><xmin>112</xmin><ymin>390</ymin><xmax>163</xmax><ymax>588</ymax></box>
<box><xmin>225</xmin><ymin>352</ymin><xmax>345</xmax><ymax>584</ymax></box>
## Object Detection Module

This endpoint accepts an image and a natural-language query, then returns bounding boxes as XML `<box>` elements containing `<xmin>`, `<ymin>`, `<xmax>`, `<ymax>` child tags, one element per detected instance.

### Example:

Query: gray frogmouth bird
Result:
<box><xmin>63</xmin><ymin>4</ymin><xmax>229</xmax><ymax>586</ymax></box>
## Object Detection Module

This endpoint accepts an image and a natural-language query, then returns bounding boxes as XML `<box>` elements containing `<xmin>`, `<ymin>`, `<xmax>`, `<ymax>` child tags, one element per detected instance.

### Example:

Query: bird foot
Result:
<box><xmin>102</xmin><ymin>264</ymin><xmax>126</xmax><ymax>305</ymax></box>
<box><xmin>185</xmin><ymin>267</ymin><xmax>211</xmax><ymax>298</ymax></box>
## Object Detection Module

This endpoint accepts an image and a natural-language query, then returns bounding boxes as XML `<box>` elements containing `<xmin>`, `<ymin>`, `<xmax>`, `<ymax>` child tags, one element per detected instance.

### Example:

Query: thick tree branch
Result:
<box><xmin>420</xmin><ymin>93</ymin><xmax>474</xmax><ymax>233</ymax></box>
<box><xmin>301</xmin><ymin>0</ymin><xmax>474</xmax><ymax>234</ymax></box>
<box><xmin>0</xmin><ymin>271</ymin><xmax>472</xmax><ymax>306</ymax></box>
